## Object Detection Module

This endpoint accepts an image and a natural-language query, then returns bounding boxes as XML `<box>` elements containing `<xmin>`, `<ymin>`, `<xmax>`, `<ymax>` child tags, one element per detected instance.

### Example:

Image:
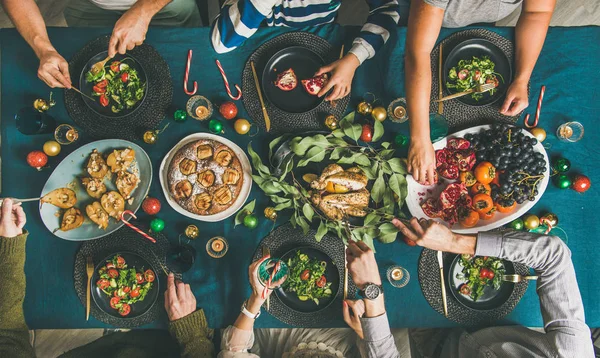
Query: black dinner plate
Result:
<box><xmin>91</xmin><ymin>252</ymin><xmax>159</xmax><ymax>319</ymax></box>
<box><xmin>448</xmin><ymin>254</ymin><xmax>515</xmax><ymax>311</ymax></box>
<box><xmin>443</xmin><ymin>38</ymin><xmax>512</xmax><ymax>106</ymax></box>
<box><xmin>262</xmin><ymin>46</ymin><xmax>326</xmax><ymax>113</ymax></box>
<box><xmin>79</xmin><ymin>51</ymin><xmax>147</xmax><ymax>118</ymax></box>
<box><xmin>275</xmin><ymin>246</ymin><xmax>339</xmax><ymax>313</ymax></box>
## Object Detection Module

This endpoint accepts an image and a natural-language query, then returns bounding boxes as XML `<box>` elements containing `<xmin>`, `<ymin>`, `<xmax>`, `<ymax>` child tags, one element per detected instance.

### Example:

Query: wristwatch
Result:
<box><xmin>359</xmin><ymin>283</ymin><xmax>383</xmax><ymax>300</ymax></box>
<box><xmin>240</xmin><ymin>300</ymin><xmax>261</xmax><ymax>319</ymax></box>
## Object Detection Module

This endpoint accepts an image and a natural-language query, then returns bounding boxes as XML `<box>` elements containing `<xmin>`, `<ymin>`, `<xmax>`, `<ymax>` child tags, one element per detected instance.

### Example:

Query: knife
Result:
<box><xmin>250</xmin><ymin>61</ymin><xmax>271</xmax><ymax>132</ymax></box>
<box><xmin>262</xmin><ymin>245</ymin><xmax>271</xmax><ymax>311</ymax></box>
<box><xmin>342</xmin><ymin>219</ymin><xmax>353</xmax><ymax>301</ymax></box>
<box><xmin>438</xmin><ymin>43</ymin><xmax>444</xmax><ymax>115</ymax></box>
<box><xmin>437</xmin><ymin>251</ymin><xmax>448</xmax><ymax>317</ymax></box>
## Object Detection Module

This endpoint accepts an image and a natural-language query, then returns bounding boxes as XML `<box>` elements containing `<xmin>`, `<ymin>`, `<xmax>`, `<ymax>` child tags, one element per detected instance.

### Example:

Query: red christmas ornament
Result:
<box><xmin>27</xmin><ymin>151</ymin><xmax>48</xmax><ymax>170</ymax></box>
<box><xmin>142</xmin><ymin>197</ymin><xmax>161</xmax><ymax>215</ymax></box>
<box><xmin>219</xmin><ymin>102</ymin><xmax>238</xmax><ymax>120</ymax></box>
<box><xmin>360</xmin><ymin>124</ymin><xmax>373</xmax><ymax>142</ymax></box>
<box><xmin>572</xmin><ymin>174</ymin><xmax>591</xmax><ymax>193</ymax></box>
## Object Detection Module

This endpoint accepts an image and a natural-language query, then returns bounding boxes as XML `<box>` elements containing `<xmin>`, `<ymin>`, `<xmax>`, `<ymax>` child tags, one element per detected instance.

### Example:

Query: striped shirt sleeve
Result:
<box><xmin>211</xmin><ymin>0</ymin><xmax>277</xmax><ymax>54</ymax></box>
<box><xmin>349</xmin><ymin>0</ymin><xmax>401</xmax><ymax>64</ymax></box>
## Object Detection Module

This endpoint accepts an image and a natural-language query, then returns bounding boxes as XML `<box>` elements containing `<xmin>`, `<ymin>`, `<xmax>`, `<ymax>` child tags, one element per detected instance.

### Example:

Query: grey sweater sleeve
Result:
<box><xmin>475</xmin><ymin>231</ymin><xmax>594</xmax><ymax>357</ymax></box>
<box><xmin>423</xmin><ymin>0</ymin><xmax>449</xmax><ymax>10</ymax></box>
<box><xmin>357</xmin><ymin>313</ymin><xmax>400</xmax><ymax>358</ymax></box>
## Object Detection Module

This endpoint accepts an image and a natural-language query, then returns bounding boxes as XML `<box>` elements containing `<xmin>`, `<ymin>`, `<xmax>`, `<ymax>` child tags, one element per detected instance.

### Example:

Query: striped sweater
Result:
<box><xmin>211</xmin><ymin>0</ymin><xmax>400</xmax><ymax>64</ymax></box>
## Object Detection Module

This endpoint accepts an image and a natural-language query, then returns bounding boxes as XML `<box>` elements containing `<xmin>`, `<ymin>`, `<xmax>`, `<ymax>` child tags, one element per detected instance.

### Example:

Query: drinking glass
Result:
<box><xmin>386</xmin><ymin>265</ymin><xmax>410</xmax><ymax>288</ymax></box>
<box><xmin>166</xmin><ymin>243</ymin><xmax>197</xmax><ymax>273</ymax></box>
<box><xmin>54</xmin><ymin>124</ymin><xmax>79</xmax><ymax>145</ymax></box>
<box><xmin>15</xmin><ymin>107</ymin><xmax>56</xmax><ymax>135</ymax></box>
<box><xmin>186</xmin><ymin>95</ymin><xmax>213</xmax><ymax>121</ymax></box>
<box><xmin>258</xmin><ymin>258</ymin><xmax>289</xmax><ymax>289</ymax></box>
<box><xmin>556</xmin><ymin>121</ymin><xmax>584</xmax><ymax>142</ymax></box>
<box><xmin>387</xmin><ymin>97</ymin><xmax>408</xmax><ymax>123</ymax></box>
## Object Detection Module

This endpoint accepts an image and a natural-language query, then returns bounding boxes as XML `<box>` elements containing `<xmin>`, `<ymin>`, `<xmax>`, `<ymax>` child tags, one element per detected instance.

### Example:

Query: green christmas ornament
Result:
<box><xmin>150</xmin><ymin>218</ymin><xmax>165</xmax><ymax>232</ymax></box>
<box><xmin>553</xmin><ymin>174</ymin><xmax>571</xmax><ymax>189</ymax></box>
<box><xmin>208</xmin><ymin>119</ymin><xmax>224</xmax><ymax>134</ymax></box>
<box><xmin>174</xmin><ymin>109</ymin><xmax>187</xmax><ymax>122</ymax></box>
<box><xmin>509</xmin><ymin>218</ymin><xmax>524</xmax><ymax>230</ymax></box>
<box><xmin>552</xmin><ymin>157</ymin><xmax>571</xmax><ymax>173</ymax></box>
<box><xmin>243</xmin><ymin>214</ymin><xmax>258</xmax><ymax>229</ymax></box>
<box><xmin>394</xmin><ymin>133</ymin><xmax>409</xmax><ymax>147</ymax></box>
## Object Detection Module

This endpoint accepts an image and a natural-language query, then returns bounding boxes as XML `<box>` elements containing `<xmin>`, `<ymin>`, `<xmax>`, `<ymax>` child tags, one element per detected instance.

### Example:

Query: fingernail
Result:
<box><xmin>169</xmin><ymin>273</ymin><xmax>173</xmax><ymax>277</ymax></box>
<box><xmin>343</xmin><ymin>300</ymin><xmax>347</xmax><ymax>307</ymax></box>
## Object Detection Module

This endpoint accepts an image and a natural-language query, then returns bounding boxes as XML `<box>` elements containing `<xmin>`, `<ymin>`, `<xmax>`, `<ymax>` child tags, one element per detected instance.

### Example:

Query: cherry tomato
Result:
<box><xmin>92</xmin><ymin>85</ymin><xmax>106</xmax><ymax>94</ymax></box>
<box><xmin>458</xmin><ymin>69</ymin><xmax>469</xmax><ymax>80</ymax></box>
<box><xmin>116</xmin><ymin>256</ymin><xmax>126</xmax><ymax>268</ymax></box>
<box><xmin>110</xmin><ymin>61</ymin><xmax>120</xmax><ymax>73</ymax></box>
<box><xmin>136</xmin><ymin>273</ymin><xmax>145</xmax><ymax>284</ymax></box>
<box><xmin>123</xmin><ymin>286</ymin><xmax>131</xmax><ymax>294</ymax></box>
<box><xmin>459</xmin><ymin>208</ymin><xmax>479</xmax><ymax>228</ymax></box>
<box><xmin>473</xmin><ymin>194</ymin><xmax>493</xmax><ymax>214</ymax></box>
<box><xmin>486</xmin><ymin>270</ymin><xmax>495</xmax><ymax>279</ymax></box>
<box><xmin>110</xmin><ymin>297</ymin><xmax>121</xmax><ymax>309</ymax></box>
<box><xmin>486</xmin><ymin>77</ymin><xmax>499</xmax><ymax>88</ymax></box>
<box><xmin>459</xmin><ymin>284</ymin><xmax>471</xmax><ymax>295</ymax></box>
<box><xmin>130</xmin><ymin>288</ymin><xmax>140</xmax><ymax>298</ymax></box>
<box><xmin>316</xmin><ymin>275</ymin><xmax>327</xmax><ymax>288</ymax></box>
<box><xmin>403</xmin><ymin>235</ymin><xmax>417</xmax><ymax>247</ymax></box>
<box><xmin>300</xmin><ymin>269</ymin><xmax>310</xmax><ymax>281</ymax></box>
<box><xmin>97</xmin><ymin>279</ymin><xmax>110</xmax><ymax>290</ymax></box>
<box><xmin>479</xmin><ymin>208</ymin><xmax>496</xmax><ymax>220</ymax></box>
<box><xmin>119</xmin><ymin>303</ymin><xmax>131</xmax><ymax>316</ymax></box>
<box><xmin>121</xmin><ymin>72</ymin><xmax>129</xmax><ymax>82</ymax></box>
<box><xmin>114</xmin><ymin>290</ymin><xmax>120</xmax><ymax>297</ymax></box>
<box><xmin>480</xmin><ymin>268</ymin><xmax>491</xmax><ymax>279</ymax></box>
<box><xmin>99</xmin><ymin>94</ymin><xmax>109</xmax><ymax>107</ymax></box>
<box><xmin>470</xmin><ymin>182</ymin><xmax>491</xmax><ymax>196</ymax></box>
<box><xmin>106</xmin><ymin>263</ymin><xmax>115</xmax><ymax>269</ymax></box>
<box><xmin>107</xmin><ymin>269</ymin><xmax>119</xmax><ymax>278</ymax></box>
<box><xmin>459</xmin><ymin>171</ymin><xmax>477</xmax><ymax>187</ymax></box>
<box><xmin>96</xmin><ymin>79</ymin><xmax>108</xmax><ymax>88</ymax></box>
<box><xmin>496</xmin><ymin>200</ymin><xmax>517</xmax><ymax>214</ymax></box>
<box><xmin>474</xmin><ymin>162</ymin><xmax>496</xmax><ymax>185</ymax></box>
<box><xmin>473</xmin><ymin>70</ymin><xmax>481</xmax><ymax>81</ymax></box>
<box><xmin>144</xmin><ymin>269</ymin><xmax>155</xmax><ymax>283</ymax></box>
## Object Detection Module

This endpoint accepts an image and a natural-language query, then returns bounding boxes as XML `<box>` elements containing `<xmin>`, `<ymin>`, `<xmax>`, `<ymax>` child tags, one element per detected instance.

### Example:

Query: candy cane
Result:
<box><xmin>184</xmin><ymin>50</ymin><xmax>197</xmax><ymax>95</ymax></box>
<box><xmin>262</xmin><ymin>260</ymin><xmax>281</xmax><ymax>299</ymax></box>
<box><xmin>215</xmin><ymin>60</ymin><xmax>242</xmax><ymax>100</ymax></box>
<box><xmin>535</xmin><ymin>85</ymin><xmax>545</xmax><ymax>123</ymax></box>
<box><xmin>540</xmin><ymin>217</ymin><xmax>553</xmax><ymax>235</ymax></box>
<box><xmin>121</xmin><ymin>210</ymin><xmax>156</xmax><ymax>243</ymax></box>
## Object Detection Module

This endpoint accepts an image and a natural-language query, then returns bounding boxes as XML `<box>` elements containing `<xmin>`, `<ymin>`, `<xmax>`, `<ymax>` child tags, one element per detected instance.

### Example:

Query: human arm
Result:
<box><xmin>108</xmin><ymin>0</ymin><xmax>172</xmax><ymax>58</ymax></box>
<box><xmin>500</xmin><ymin>0</ymin><xmax>555</xmax><ymax>116</ymax></box>
<box><xmin>165</xmin><ymin>273</ymin><xmax>214</xmax><ymax>358</ymax></box>
<box><xmin>0</xmin><ymin>199</ymin><xmax>35</xmax><ymax>358</ymax></box>
<box><xmin>0</xmin><ymin>0</ymin><xmax>71</xmax><ymax>88</ymax></box>
<box><xmin>346</xmin><ymin>241</ymin><xmax>400</xmax><ymax>358</ymax></box>
<box><xmin>404</xmin><ymin>0</ymin><xmax>444</xmax><ymax>185</ymax></box>
<box><xmin>393</xmin><ymin>218</ymin><xmax>594</xmax><ymax>357</ymax></box>
<box><xmin>211</xmin><ymin>0</ymin><xmax>276</xmax><ymax>54</ymax></box>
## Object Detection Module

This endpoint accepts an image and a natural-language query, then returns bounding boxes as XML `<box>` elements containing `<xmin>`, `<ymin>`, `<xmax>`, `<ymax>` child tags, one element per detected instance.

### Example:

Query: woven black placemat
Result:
<box><xmin>74</xmin><ymin>227</ymin><xmax>173</xmax><ymax>327</ymax></box>
<box><xmin>251</xmin><ymin>224</ymin><xmax>358</xmax><ymax>327</ymax></box>
<box><xmin>429</xmin><ymin>29</ymin><xmax>529</xmax><ymax>130</ymax></box>
<box><xmin>418</xmin><ymin>246</ymin><xmax>529</xmax><ymax>326</ymax></box>
<box><xmin>65</xmin><ymin>36</ymin><xmax>172</xmax><ymax>141</ymax></box>
<box><xmin>242</xmin><ymin>32</ymin><xmax>350</xmax><ymax>136</ymax></box>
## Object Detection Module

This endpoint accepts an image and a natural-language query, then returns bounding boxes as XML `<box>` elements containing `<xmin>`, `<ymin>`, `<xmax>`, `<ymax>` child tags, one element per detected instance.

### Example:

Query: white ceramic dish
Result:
<box><xmin>159</xmin><ymin>133</ymin><xmax>252</xmax><ymax>222</ymax></box>
<box><xmin>406</xmin><ymin>125</ymin><xmax>550</xmax><ymax>233</ymax></box>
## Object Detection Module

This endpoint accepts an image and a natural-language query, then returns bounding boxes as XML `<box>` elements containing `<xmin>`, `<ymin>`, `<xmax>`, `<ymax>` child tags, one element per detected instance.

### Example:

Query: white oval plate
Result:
<box><xmin>159</xmin><ymin>133</ymin><xmax>252</xmax><ymax>222</ymax></box>
<box><xmin>40</xmin><ymin>139</ymin><xmax>152</xmax><ymax>241</ymax></box>
<box><xmin>406</xmin><ymin>125</ymin><xmax>550</xmax><ymax>233</ymax></box>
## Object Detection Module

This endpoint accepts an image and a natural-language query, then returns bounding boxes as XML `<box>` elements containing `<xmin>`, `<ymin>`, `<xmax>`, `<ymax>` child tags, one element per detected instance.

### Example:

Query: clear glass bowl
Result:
<box><xmin>186</xmin><ymin>95</ymin><xmax>213</xmax><ymax>121</ymax></box>
<box><xmin>387</xmin><ymin>97</ymin><xmax>408</xmax><ymax>123</ymax></box>
<box><xmin>386</xmin><ymin>265</ymin><xmax>410</xmax><ymax>288</ymax></box>
<box><xmin>206</xmin><ymin>236</ymin><xmax>228</xmax><ymax>258</ymax></box>
<box><xmin>556</xmin><ymin>121</ymin><xmax>584</xmax><ymax>142</ymax></box>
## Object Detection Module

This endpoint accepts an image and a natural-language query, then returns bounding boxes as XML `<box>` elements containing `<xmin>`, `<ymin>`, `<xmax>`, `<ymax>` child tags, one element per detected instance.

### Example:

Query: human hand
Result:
<box><xmin>408</xmin><ymin>138</ymin><xmax>436</xmax><ymax>185</ymax></box>
<box><xmin>315</xmin><ymin>54</ymin><xmax>360</xmax><ymax>101</ymax></box>
<box><xmin>248</xmin><ymin>256</ymin><xmax>286</xmax><ymax>304</ymax></box>
<box><xmin>0</xmin><ymin>199</ymin><xmax>26</xmax><ymax>238</ymax></box>
<box><xmin>108</xmin><ymin>7</ymin><xmax>150</xmax><ymax>58</ymax></box>
<box><xmin>500</xmin><ymin>79</ymin><xmax>529</xmax><ymax>116</ymax></box>
<box><xmin>343</xmin><ymin>299</ymin><xmax>365</xmax><ymax>339</ymax></box>
<box><xmin>392</xmin><ymin>218</ymin><xmax>476</xmax><ymax>255</ymax></box>
<box><xmin>38</xmin><ymin>50</ymin><xmax>71</xmax><ymax>89</ymax></box>
<box><xmin>164</xmin><ymin>273</ymin><xmax>196</xmax><ymax>321</ymax></box>
<box><xmin>346</xmin><ymin>241</ymin><xmax>381</xmax><ymax>289</ymax></box>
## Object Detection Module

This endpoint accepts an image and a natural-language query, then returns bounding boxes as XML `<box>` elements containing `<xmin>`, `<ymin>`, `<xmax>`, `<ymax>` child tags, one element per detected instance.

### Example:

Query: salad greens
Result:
<box><xmin>96</xmin><ymin>254</ymin><xmax>155</xmax><ymax>316</ymax></box>
<box><xmin>456</xmin><ymin>254</ymin><xmax>505</xmax><ymax>302</ymax></box>
<box><xmin>446</xmin><ymin>56</ymin><xmax>503</xmax><ymax>101</ymax></box>
<box><xmin>282</xmin><ymin>251</ymin><xmax>333</xmax><ymax>305</ymax></box>
<box><xmin>86</xmin><ymin>58</ymin><xmax>145</xmax><ymax>114</ymax></box>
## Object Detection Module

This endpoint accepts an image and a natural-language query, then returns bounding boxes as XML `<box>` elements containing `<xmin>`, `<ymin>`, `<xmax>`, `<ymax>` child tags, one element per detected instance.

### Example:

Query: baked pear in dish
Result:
<box><xmin>174</xmin><ymin>180</ymin><xmax>193</xmax><ymax>200</ymax></box>
<box><xmin>222</xmin><ymin>168</ymin><xmax>241</xmax><ymax>185</ymax></box>
<box><xmin>86</xmin><ymin>202</ymin><xmax>109</xmax><ymax>230</ymax></box>
<box><xmin>87</xmin><ymin>150</ymin><xmax>109</xmax><ymax>179</ymax></box>
<box><xmin>179</xmin><ymin>158</ymin><xmax>197</xmax><ymax>176</ymax></box>
<box><xmin>107</xmin><ymin>148</ymin><xmax>135</xmax><ymax>172</ymax></box>
<box><xmin>41</xmin><ymin>188</ymin><xmax>77</xmax><ymax>209</ymax></box>
<box><xmin>197</xmin><ymin>169</ymin><xmax>216</xmax><ymax>188</ymax></box>
<box><xmin>60</xmin><ymin>207</ymin><xmax>84</xmax><ymax>231</ymax></box>
<box><xmin>213</xmin><ymin>185</ymin><xmax>233</xmax><ymax>205</ymax></box>
<box><xmin>194</xmin><ymin>192</ymin><xmax>212</xmax><ymax>211</ymax></box>
<box><xmin>101</xmin><ymin>191</ymin><xmax>125</xmax><ymax>219</ymax></box>
<box><xmin>115</xmin><ymin>171</ymin><xmax>140</xmax><ymax>200</ymax></box>
<box><xmin>214</xmin><ymin>149</ymin><xmax>233</xmax><ymax>167</ymax></box>
<box><xmin>81</xmin><ymin>177</ymin><xmax>107</xmax><ymax>199</ymax></box>
<box><xmin>196</xmin><ymin>144</ymin><xmax>213</xmax><ymax>160</ymax></box>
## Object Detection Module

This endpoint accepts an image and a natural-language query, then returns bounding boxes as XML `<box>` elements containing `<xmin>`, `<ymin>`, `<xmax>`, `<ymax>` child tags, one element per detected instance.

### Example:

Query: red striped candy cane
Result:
<box><xmin>121</xmin><ymin>210</ymin><xmax>157</xmax><ymax>243</ymax></box>
<box><xmin>215</xmin><ymin>60</ymin><xmax>242</xmax><ymax>100</ymax></box>
<box><xmin>184</xmin><ymin>50</ymin><xmax>197</xmax><ymax>95</ymax></box>
<box><xmin>534</xmin><ymin>85</ymin><xmax>545</xmax><ymax>123</ymax></box>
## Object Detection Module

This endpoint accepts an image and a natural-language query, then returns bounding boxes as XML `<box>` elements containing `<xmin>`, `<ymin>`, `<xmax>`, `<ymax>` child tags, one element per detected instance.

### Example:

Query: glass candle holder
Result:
<box><xmin>206</xmin><ymin>236</ymin><xmax>228</xmax><ymax>258</ymax></box>
<box><xmin>556</xmin><ymin>121</ymin><xmax>584</xmax><ymax>142</ymax></box>
<box><xmin>387</xmin><ymin>97</ymin><xmax>408</xmax><ymax>123</ymax></box>
<box><xmin>386</xmin><ymin>265</ymin><xmax>410</xmax><ymax>288</ymax></box>
<box><xmin>187</xmin><ymin>95</ymin><xmax>213</xmax><ymax>121</ymax></box>
<box><xmin>54</xmin><ymin>124</ymin><xmax>79</xmax><ymax>145</ymax></box>
<box><xmin>258</xmin><ymin>258</ymin><xmax>289</xmax><ymax>289</ymax></box>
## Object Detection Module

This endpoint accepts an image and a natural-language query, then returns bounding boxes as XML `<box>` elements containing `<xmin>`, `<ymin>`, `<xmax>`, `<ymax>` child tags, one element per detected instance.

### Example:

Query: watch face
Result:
<box><xmin>364</xmin><ymin>284</ymin><xmax>381</xmax><ymax>300</ymax></box>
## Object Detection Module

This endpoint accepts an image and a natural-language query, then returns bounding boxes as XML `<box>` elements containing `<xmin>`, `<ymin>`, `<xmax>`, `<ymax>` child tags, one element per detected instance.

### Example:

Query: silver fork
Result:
<box><xmin>502</xmin><ymin>274</ymin><xmax>538</xmax><ymax>283</ymax></box>
<box><xmin>435</xmin><ymin>83</ymin><xmax>496</xmax><ymax>102</ymax></box>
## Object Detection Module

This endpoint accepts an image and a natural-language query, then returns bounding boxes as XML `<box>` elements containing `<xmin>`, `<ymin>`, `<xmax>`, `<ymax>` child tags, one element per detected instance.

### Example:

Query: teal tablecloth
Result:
<box><xmin>1</xmin><ymin>25</ymin><xmax>599</xmax><ymax>329</ymax></box>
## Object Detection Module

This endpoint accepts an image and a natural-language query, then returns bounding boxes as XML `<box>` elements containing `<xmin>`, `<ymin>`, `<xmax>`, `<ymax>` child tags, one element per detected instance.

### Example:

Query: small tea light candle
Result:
<box><xmin>393</xmin><ymin>106</ymin><xmax>406</xmax><ymax>120</ymax></box>
<box><xmin>391</xmin><ymin>268</ymin><xmax>404</xmax><ymax>281</ymax></box>
<box><xmin>195</xmin><ymin>105</ymin><xmax>209</xmax><ymax>119</ymax></box>
<box><xmin>206</xmin><ymin>236</ymin><xmax>228</xmax><ymax>258</ymax></box>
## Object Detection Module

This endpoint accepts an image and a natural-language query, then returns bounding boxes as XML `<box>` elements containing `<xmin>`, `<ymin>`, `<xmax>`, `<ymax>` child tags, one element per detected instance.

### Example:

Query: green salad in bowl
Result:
<box><xmin>446</xmin><ymin>56</ymin><xmax>504</xmax><ymax>101</ymax></box>
<box><xmin>456</xmin><ymin>254</ymin><xmax>505</xmax><ymax>302</ymax></box>
<box><xmin>282</xmin><ymin>250</ymin><xmax>333</xmax><ymax>305</ymax></box>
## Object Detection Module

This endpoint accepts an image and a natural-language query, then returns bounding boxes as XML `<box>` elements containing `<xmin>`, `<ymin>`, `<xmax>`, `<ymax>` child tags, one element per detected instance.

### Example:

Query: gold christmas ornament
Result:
<box><xmin>264</xmin><ymin>207</ymin><xmax>278</xmax><ymax>221</ymax></box>
<box><xmin>143</xmin><ymin>130</ymin><xmax>158</xmax><ymax>144</ymax></box>
<box><xmin>324</xmin><ymin>115</ymin><xmax>339</xmax><ymax>130</ymax></box>
<box><xmin>42</xmin><ymin>140</ymin><xmax>61</xmax><ymax>156</ymax></box>
<box><xmin>356</xmin><ymin>101</ymin><xmax>372</xmax><ymax>115</ymax></box>
<box><xmin>234</xmin><ymin>118</ymin><xmax>251</xmax><ymax>135</ymax></box>
<box><xmin>540</xmin><ymin>213</ymin><xmax>558</xmax><ymax>228</ymax></box>
<box><xmin>33</xmin><ymin>92</ymin><xmax>56</xmax><ymax>112</ymax></box>
<box><xmin>523</xmin><ymin>214</ymin><xmax>540</xmax><ymax>230</ymax></box>
<box><xmin>530</xmin><ymin>127</ymin><xmax>547</xmax><ymax>142</ymax></box>
<box><xmin>185</xmin><ymin>224</ymin><xmax>199</xmax><ymax>240</ymax></box>
<box><xmin>371</xmin><ymin>107</ymin><xmax>387</xmax><ymax>122</ymax></box>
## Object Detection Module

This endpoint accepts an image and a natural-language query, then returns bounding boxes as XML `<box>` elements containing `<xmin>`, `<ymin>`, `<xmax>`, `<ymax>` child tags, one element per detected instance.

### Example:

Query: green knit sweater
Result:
<box><xmin>0</xmin><ymin>233</ymin><xmax>215</xmax><ymax>358</ymax></box>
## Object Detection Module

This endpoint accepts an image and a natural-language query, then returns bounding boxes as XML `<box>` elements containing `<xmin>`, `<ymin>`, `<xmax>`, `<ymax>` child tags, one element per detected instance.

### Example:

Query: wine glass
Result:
<box><xmin>15</xmin><ymin>107</ymin><xmax>56</xmax><ymax>135</ymax></box>
<box><xmin>54</xmin><ymin>124</ymin><xmax>79</xmax><ymax>145</ymax></box>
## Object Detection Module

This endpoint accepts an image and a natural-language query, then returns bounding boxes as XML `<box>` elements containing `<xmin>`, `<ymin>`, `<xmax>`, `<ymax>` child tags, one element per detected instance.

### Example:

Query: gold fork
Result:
<box><xmin>502</xmin><ymin>274</ymin><xmax>538</xmax><ymax>283</ymax></box>
<box><xmin>89</xmin><ymin>55</ymin><xmax>111</xmax><ymax>76</ymax></box>
<box><xmin>86</xmin><ymin>257</ymin><xmax>94</xmax><ymax>321</ymax></box>
<box><xmin>435</xmin><ymin>83</ymin><xmax>496</xmax><ymax>102</ymax></box>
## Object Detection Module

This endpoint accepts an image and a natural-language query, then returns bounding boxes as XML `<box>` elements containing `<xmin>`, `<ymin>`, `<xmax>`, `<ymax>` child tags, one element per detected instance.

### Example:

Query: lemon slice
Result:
<box><xmin>302</xmin><ymin>173</ymin><xmax>318</xmax><ymax>183</ymax></box>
